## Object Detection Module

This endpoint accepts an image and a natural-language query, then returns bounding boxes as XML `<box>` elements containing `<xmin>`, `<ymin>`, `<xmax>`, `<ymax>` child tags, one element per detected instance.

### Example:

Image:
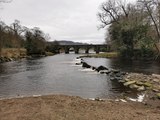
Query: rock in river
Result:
<box><xmin>100</xmin><ymin>70</ymin><xmax>111</xmax><ymax>74</ymax></box>
<box><xmin>82</xmin><ymin>62</ymin><xmax>91</xmax><ymax>68</ymax></box>
<box><xmin>96</xmin><ymin>66</ymin><xmax>108</xmax><ymax>72</ymax></box>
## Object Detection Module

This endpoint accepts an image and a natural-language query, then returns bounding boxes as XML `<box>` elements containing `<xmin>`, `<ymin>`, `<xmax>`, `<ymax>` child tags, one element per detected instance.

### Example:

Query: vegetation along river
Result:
<box><xmin>0</xmin><ymin>53</ymin><xmax>160</xmax><ymax>99</ymax></box>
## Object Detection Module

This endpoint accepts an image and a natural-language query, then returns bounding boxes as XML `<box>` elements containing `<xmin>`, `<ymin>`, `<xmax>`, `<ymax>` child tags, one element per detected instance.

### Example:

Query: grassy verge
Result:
<box><xmin>1</xmin><ymin>48</ymin><xmax>27</xmax><ymax>58</ymax></box>
<box><xmin>80</xmin><ymin>52</ymin><xmax>118</xmax><ymax>58</ymax></box>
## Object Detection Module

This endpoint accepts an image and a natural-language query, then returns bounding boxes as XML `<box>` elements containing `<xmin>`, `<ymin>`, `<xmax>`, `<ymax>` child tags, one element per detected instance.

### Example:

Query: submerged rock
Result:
<box><xmin>152</xmin><ymin>74</ymin><xmax>160</xmax><ymax>79</ymax></box>
<box><xmin>75</xmin><ymin>63</ymin><xmax>82</xmax><ymax>65</ymax></box>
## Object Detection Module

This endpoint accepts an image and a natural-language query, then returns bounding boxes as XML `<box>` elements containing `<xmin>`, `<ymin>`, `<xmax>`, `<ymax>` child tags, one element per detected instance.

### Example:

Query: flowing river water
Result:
<box><xmin>0</xmin><ymin>53</ymin><xmax>160</xmax><ymax>99</ymax></box>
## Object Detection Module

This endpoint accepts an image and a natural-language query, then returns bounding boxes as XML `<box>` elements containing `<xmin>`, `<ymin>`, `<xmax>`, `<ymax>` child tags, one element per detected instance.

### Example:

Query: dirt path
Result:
<box><xmin>0</xmin><ymin>95</ymin><xmax>160</xmax><ymax>120</ymax></box>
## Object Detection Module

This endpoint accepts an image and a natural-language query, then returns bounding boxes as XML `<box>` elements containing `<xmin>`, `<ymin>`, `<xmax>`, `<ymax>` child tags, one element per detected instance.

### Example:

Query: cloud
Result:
<box><xmin>0</xmin><ymin>0</ymin><xmax>107</xmax><ymax>44</ymax></box>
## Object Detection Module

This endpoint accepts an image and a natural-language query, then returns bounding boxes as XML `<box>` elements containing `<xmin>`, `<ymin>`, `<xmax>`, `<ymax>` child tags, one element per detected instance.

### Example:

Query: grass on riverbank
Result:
<box><xmin>80</xmin><ymin>52</ymin><xmax>118</xmax><ymax>58</ymax></box>
<box><xmin>1</xmin><ymin>48</ymin><xmax>27</xmax><ymax>58</ymax></box>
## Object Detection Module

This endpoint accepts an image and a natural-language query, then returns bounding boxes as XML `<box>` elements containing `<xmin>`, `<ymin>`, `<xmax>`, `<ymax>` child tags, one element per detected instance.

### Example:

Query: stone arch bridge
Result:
<box><xmin>59</xmin><ymin>44</ymin><xmax>111</xmax><ymax>54</ymax></box>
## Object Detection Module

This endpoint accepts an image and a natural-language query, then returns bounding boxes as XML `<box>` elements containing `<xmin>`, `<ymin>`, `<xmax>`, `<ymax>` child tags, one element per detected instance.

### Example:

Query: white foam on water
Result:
<box><xmin>137</xmin><ymin>94</ymin><xmax>145</xmax><ymax>102</ymax></box>
<box><xmin>71</xmin><ymin>65</ymin><xmax>82</xmax><ymax>67</ymax></box>
<box><xmin>86</xmin><ymin>71</ymin><xmax>99</xmax><ymax>75</ymax></box>
<box><xmin>120</xmin><ymin>99</ymin><xmax>127</xmax><ymax>102</ymax></box>
<box><xmin>128</xmin><ymin>94</ymin><xmax>145</xmax><ymax>102</ymax></box>
<box><xmin>88</xmin><ymin>98</ymin><xmax>104</xmax><ymax>101</ymax></box>
<box><xmin>32</xmin><ymin>95</ymin><xmax>42</xmax><ymax>97</ymax></box>
<box><xmin>73</xmin><ymin>59</ymin><xmax>81</xmax><ymax>62</ymax></box>
<box><xmin>60</xmin><ymin>61</ymin><xmax>77</xmax><ymax>64</ymax></box>
<box><xmin>80</xmin><ymin>68</ymin><xmax>94</xmax><ymax>72</ymax></box>
<box><xmin>89</xmin><ymin>98</ymin><xmax>95</xmax><ymax>101</ymax></box>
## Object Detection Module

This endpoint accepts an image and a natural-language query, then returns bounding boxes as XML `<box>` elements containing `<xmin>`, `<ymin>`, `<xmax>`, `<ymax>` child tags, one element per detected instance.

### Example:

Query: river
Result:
<box><xmin>0</xmin><ymin>53</ymin><xmax>160</xmax><ymax>99</ymax></box>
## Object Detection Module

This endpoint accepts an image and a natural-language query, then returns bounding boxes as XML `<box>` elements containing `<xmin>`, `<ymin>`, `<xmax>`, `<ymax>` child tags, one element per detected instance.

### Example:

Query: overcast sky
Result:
<box><xmin>0</xmin><ymin>0</ymin><xmax>135</xmax><ymax>44</ymax></box>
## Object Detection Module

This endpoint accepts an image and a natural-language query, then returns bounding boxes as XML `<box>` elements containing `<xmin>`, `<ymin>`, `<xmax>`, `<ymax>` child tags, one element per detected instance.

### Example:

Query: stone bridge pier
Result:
<box><xmin>95</xmin><ymin>46</ymin><xmax>100</xmax><ymax>54</ymax></box>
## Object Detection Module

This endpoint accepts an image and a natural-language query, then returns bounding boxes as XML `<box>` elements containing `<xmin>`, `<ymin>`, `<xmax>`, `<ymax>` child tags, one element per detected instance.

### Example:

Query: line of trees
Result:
<box><xmin>0</xmin><ymin>20</ymin><xmax>59</xmax><ymax>56</ymax></box>
<box><xmin>0</xmin><ymin>0</ymin><xmax>60</xmax><ymax>57</ymax></box>
<box><xmin>98</xmin><ymin>0</ymin><xmax>160</xmax><ymax>59</ymax></box>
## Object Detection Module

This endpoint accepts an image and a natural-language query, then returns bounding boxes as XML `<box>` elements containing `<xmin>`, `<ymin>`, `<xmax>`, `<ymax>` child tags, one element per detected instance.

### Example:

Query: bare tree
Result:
<box><xmin>0</xmin><ymin>0</ymin><xmax>12</xmax><ymax>56</ymax></box>
<box><xmin>8</xmin><ymin>20</ymin><xmax>26</xmax><ymax>48</ymax></box>
<box><xmin>0</xmin><ymin>21</ymin><xmax>6</xmax><ymax>56</ymax></box>
<box><xmin>138</xmin><ymin>0</ymin><xmax>160</xmax><ymax>41</ymax></box>
<box><xmin>138</xmin><ymin>0</ymin><xmax>160</xmax><ymax>56</ymax></box>
<box><xmin>97</xmin><ymin>0</ymin><xmax>134</xmax><ymax>29</ymax></box>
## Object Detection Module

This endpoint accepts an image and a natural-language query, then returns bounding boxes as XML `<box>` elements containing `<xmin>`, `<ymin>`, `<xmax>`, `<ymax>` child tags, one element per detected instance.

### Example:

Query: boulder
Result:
<box><xmin>111</xmin><ymin>69</ymin><xmax>120</xmax><ymax>74</ymax></box>
<box><xmin>152</xmin><ymin>74</ymin><xmax>160</xmax><ymax>79</ymax></box>
<box><xmin>81</xmin><ymin>59</ymin><xmax>84</xmax><ymax>62</ymax></box>
<box><xmin>129</xmin><ymin>84</ymin><xmax>140</xmax><ymax>89</ymax></box>
<box><xmin>137</xmin><ymin>86</ymin><xmax>145</xmax><ymax>91</ymax></box>
<box><xmin>136</xmin><ymin>81</ymin><xmax>144</xmax><ymax>86</ymax></box>
<box><xmin>143</xmin><ymin>82</ymin><xmax>152</xmax><ymax>87</ymax></box>
<box><xmin>115</xmin><ymin>73</ymin><xmax>122</xmax><ymax>77</ymax></box>
<box><xmin>96</xmin><ymin>66</ymin><xmax>108</xmax><ymax>72</ymax></box>
<box><xmin>123</xmin><ymin>80</ymin><xmax>136</xmax><ymax>86</ymax></box>
<box><xmin>105</xmin><ymin>70</ymin><xmax>111</xmax><ymax>74</ymax></box>
<box><xmin>156</xmin><ymin>93</ymin><xmax>160</xmax><ymax>99</ymax></box>
<box><xmin>152</xmin><ymin>89</ymin><xmax>159</xmax><ymax>92</ymax></box>
<box><xmin>115</xmin><ymin>77</ymin><xmax>123</xmax><ymax>80</ymax></box>
<box><xmin>82</xmin><ymin>62</ymin><xmax>91</xmax><ymax>68</ymax></box>
<box><xmin>121</xmin><ymin>72</ymin><xmax>126</xmax><ymax>75</ymax></box>
<box><xmin>92</xmin><ymin>67</ymin><xmax>96</xmax><ymax>70</ymax></box>
<box><xmin>119</xmin><ymin>80</ymin><xmax>126</xmax><ymax>83</ymax></box>
<box><xmin>110</xmin><ymin>77</ymin><xmax>117</xmax><ymax>81</ymax></box>
<box><xmin>75</xmin><ymin>63</ymin><xmax>82</xmax><ymax>65</ymax></box>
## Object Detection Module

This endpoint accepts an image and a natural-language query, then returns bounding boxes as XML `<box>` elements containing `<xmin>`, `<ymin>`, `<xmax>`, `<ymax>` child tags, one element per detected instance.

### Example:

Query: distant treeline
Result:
<box><xmin>0</xmin><ymin>20</ymin><xmax>59</xmax><ymax>56</ymax></box>
<box><xmin>98</xmin><ymin>0</ymin><xmax>160</xmax><ymax>59</ymax></box>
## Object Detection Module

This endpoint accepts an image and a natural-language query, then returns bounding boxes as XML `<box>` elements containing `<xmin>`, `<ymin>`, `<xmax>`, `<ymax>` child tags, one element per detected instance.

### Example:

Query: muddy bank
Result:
<box><xmin>0</xmin><ymin>95</ymin><xmax>160</xmax><ymax>120</ymax></box>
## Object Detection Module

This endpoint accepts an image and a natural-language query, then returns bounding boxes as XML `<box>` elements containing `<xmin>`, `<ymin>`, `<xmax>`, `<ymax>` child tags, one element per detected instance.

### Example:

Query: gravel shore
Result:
<box><xmin>0</xmin><ymin>95</ymin><xmax>160</xmax><ymax>120</ymax></box>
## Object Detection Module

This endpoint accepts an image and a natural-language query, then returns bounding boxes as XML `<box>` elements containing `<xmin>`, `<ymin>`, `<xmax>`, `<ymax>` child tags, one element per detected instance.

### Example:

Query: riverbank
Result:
<box><xmin>76</xmin><ymin>58</ymin><xmax>160</xmax><ymax>107</ymax></box>
<box><xmin>0</xmin><ymin>48</ymin><xmax>27</xmax><ymax>63</ymax></box>
<box><xmin>0</xmin><ymin>48</ymin><xmax>55</xmax><ymax>63</ymax></box>
<box><xmin>0</xmin><ymin>95</ymin><xmax>160</xmax><ymax>120</ymax></box>
<box><xmin>79</xmin><ymin>52</ymin><xmax>118</xmax><ymax>58</ymax></box>
<box><xmin>122</xmin><ymin>73</ymin><xmax>160</xmax><ymax>107</ymax></box>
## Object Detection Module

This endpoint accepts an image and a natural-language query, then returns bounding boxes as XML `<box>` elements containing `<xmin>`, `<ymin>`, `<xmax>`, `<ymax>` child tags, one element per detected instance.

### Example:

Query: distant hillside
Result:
<box><xmin>58</xmin><ymin>40</ymin><xmax>88</xmax><ymax>45</ymax></box>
